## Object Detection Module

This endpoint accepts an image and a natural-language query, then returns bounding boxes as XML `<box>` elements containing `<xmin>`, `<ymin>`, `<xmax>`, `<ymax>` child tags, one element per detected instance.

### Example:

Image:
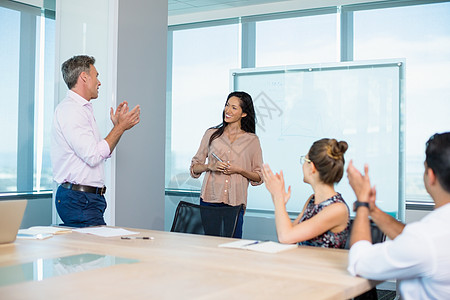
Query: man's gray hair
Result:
<box><xmin>61</xmin><ymin>55</ymin><xmax>95</xmax><ymax>89</ymax></box>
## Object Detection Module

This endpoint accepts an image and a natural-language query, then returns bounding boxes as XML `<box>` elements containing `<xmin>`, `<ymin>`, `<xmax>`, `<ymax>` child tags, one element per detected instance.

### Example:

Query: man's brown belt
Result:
<box><xmin>61</xmin><ymin>182</ymin><xmax>107</xmax><ymax>195</ymax></box>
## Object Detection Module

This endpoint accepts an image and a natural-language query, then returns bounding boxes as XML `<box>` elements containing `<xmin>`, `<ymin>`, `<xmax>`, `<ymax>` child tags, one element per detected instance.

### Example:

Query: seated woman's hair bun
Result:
<box><xmin>326</xmin><ymin>139</ymin><xmax>348</xmax><ymax>160</ymax></box>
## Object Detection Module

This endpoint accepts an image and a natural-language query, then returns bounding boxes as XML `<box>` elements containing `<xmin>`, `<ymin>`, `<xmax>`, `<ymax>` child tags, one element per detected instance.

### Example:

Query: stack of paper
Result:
<box><xmin>17</xmin><ymin>233</ymin><xmax>53</xmax><ymax>240</ymax></box>
<box><xmin>218</xmin><ymin>239</ymin><xmax>297</xmax><ymax>254</ymax></box>
<box><xmin>17</xmin><ymin>226</ymin><xmax>71</xmax><ymax>240</ymax></box>
<box><xmin>73</xmin><ymin>227</ymin><xmax>139</xmax><ymax>237</ymax></box>
<box><xmin>18</xmin><ymin>226</ymin><xmax>72</xmax><ymax>235</ymax></box>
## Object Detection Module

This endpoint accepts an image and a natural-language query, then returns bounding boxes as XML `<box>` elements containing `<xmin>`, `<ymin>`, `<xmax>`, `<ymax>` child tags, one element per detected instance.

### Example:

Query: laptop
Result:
<box><xmin>0</xmin><ymin>200</ymin><xmax>27</xmax><ymax>244</ymax></box>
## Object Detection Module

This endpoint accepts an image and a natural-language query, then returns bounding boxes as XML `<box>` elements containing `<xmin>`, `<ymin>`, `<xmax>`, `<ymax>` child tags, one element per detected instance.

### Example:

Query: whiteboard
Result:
<box><xmin>232</xmin><ymin>60</ymin><xmax>405</xmax><ymax>220</ymax></box>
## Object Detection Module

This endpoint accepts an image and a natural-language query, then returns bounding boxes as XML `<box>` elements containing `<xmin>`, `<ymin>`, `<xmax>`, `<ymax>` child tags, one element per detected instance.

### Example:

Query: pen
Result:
<box><xmin>121</xmin><ymin>236</ymin><xmax>154</xmax><ymax>240</ymax></box>
<box><xmin>211</xmin><ymin>152</ymin><xmax>223</xmax><ymax>162</ymax></box>
<box><xmin>244</xmin><ymin>240</ymin><xmax>263</xmax><ymax>246</ymax></box>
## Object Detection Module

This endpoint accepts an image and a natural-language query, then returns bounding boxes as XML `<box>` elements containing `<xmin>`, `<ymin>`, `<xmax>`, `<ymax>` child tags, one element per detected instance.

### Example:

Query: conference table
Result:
<box><xmin>0</xmin><ymin>227</ymin><xmax>378</xmax><ymax>299</ymax></box>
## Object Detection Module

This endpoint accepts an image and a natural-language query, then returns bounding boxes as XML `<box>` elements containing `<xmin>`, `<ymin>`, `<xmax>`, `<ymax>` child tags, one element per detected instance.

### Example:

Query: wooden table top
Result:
<box><xmin>0</xmin><ymin>228</ymin><xmax>378</xmax><ymax>299</ymax></box>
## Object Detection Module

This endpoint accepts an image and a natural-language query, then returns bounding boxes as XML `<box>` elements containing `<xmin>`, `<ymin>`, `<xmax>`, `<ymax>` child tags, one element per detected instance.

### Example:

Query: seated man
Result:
<box><xmin>347</xmin><ymin>132</ymin><xmax>450</xmax><ymax>299</ymax></box>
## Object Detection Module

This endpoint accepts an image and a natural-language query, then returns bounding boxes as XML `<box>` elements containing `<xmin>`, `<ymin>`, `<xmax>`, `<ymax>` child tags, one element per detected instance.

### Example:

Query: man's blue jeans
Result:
<box><xmin>200</xmin><ymin>199</ymin><xmax>244</xmax><ymax>238</ymax></box>
<box><xmin>56</xmin><ymin>185</ymin><xmax>107</xmax><ymax>227</ymax></box>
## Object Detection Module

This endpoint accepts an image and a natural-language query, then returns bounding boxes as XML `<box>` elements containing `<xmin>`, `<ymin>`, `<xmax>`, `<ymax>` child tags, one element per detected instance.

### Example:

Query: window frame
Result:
<box><xmin>165</xmin><ymin>0</ymin><xmax>450</xmax><ymax>212</ymax></box>
<box><xmin>0</xmin><ymin>0</ymin><xmax>55</xmax><ymax>196</ymax></box>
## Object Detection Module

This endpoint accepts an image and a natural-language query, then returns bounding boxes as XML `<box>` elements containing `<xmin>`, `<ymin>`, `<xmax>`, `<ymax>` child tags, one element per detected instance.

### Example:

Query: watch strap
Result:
<box><xmin>353</xmin><ymin>201</ymin><xmax>370</xmax><ymax>212</ymax></box>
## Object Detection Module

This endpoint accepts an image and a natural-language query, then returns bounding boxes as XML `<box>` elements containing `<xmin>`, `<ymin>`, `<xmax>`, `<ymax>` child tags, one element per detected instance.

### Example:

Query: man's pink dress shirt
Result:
<box><xmin>51</xmin><ymin>90</ymin><xmax>111</xmax><ymax>188</ymax></box>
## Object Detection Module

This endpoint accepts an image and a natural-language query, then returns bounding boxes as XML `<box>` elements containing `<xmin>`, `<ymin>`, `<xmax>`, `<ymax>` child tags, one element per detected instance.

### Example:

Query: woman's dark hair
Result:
<box><xmin>308</xmin><ymin>138</ymin><xmax>348</xmax><ymax>184</ymax></box>
<box><xmin>425</xmin><ymin>132</ymin><xmax>450</xmax><ymax>193</ymax></box>
<box><xmin>208</xmin><ymin>91</ymin><xmax>256</xmax><ymax>146</ymax></box>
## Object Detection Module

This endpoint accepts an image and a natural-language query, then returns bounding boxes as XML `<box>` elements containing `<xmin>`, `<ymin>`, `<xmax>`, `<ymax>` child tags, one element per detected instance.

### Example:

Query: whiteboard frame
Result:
<box><xmin>231</xmin><ymin>59</ymin><xmax>405</xmax><ymax>221</ymax></box>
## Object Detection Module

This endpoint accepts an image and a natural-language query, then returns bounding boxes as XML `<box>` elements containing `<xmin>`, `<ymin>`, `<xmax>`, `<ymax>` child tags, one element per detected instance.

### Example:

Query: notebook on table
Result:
<box><xmin>0</xmin><ymin>200</ymin><xmax>27</xmax><ymax>244</ymax></box>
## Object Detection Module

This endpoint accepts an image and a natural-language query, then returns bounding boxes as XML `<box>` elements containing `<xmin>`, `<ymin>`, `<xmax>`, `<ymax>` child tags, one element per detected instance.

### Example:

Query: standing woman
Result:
<box><xmin>190</xmin><ymin>91</ymin><xmax>263</xmax><ymax>238</ymax></box>
<box><xmin>262</xmin><ymin>138</ymin><xmax>350</xmax><ymax>248</ymax></box>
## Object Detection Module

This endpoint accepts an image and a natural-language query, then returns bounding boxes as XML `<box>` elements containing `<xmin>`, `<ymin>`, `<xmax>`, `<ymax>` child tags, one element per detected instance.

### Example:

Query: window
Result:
<box><xmin>37</xmin><ymin>16</ymin><xmax>55</xmax><ymax>191</ymax></box>
<box><xmin>353</xmin><ymin>2</ymin><xmax>450</xmax><ymax>202</ymax></box>
<box><xmin>166</xmin><ymin>1</ymin><xmax>450</xmax><ymax>212</ymax></box>
<box><xmin>0</xmin><ymin>6</ymin><xmax>20</xmax><ymax>193</ymax></box>
<box><xmin>256</xmin><ymin>13</ymin><xmax>338</xmax><ymax>67</ymax></box>
<box><xmin>166</xmin><ymin>24</ymin><xmax>240</xmax><ymax>191</ymax></box>
<box><xmin>0</xmin><ymin>2</ymin><xmax>55</xmax><ymax>193</ymax></box>
<box><xmin>166</xmin><ymin>13</ymin><xmax>339</xmax><ymax>196</ymax></box>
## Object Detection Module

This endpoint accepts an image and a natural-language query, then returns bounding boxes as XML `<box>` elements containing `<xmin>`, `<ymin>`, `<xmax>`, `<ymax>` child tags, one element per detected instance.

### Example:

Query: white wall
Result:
<box><xmin>55</xmin><ymin>0</ymin><xmax>167</xmax><ymax>229</ymax></box>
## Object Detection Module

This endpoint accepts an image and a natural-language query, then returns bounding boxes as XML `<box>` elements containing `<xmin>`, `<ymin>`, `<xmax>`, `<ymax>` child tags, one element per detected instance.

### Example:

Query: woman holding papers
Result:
<box><xmin>263</xmin><ymin>138</ymin><xmax>350</xmax><ymax>248</ymax></box>
<box><xmin>190</xmin><ymin>91</ymin><xmax>263</xmax><ymax>238</ymax></box>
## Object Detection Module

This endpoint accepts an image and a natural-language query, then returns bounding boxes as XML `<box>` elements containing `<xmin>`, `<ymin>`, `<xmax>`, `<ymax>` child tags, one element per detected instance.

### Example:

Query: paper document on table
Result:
<box><xmin>19</xmin><ymin>226</ymin><xmax>72</xmax><ymax>235</ymax></box>
<box><xmin>17</xmin><ymin>233</ymin><xmax>53</xmax><ymax>240</ymax></box>
<box><xmin>73</xmin><ymin>227</ymin><xmax>139</xmax><ymax>237</ymax></box>
<box><xmin>219</xmin><ymin>240</ymin><xmax>297</xmax><ymax>254</ymax></box>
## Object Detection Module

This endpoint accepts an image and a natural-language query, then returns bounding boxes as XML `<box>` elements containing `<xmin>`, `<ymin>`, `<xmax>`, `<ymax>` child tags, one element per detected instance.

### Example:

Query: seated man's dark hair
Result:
<box><xmin>425</xmin><ymin>132</ymin><xmax>450</xmax><ymax>192</ymax></box>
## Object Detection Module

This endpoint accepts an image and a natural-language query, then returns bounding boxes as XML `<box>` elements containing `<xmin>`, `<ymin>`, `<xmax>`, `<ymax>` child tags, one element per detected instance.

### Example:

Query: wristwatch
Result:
<box><xmin>353</xmin><ymin>201</ymin><xmax>370</xmax><ymax>212</ymax></box>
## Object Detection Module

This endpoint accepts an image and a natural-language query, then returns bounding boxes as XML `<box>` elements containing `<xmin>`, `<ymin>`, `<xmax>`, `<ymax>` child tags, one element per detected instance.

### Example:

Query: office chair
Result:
<box><xmin>345</xmin><ymin>219</ymin><xmax>387</xmax><ymax>300</ymax></box>
<box><xmin>170</xmin><ymin>201</ymin><xmax>244</xmax><ymax>238</ymax></box>
<box><xmin>344</xmin><ymin>218</ymin><xmax>386</xmax><ymax>250</ymax></box>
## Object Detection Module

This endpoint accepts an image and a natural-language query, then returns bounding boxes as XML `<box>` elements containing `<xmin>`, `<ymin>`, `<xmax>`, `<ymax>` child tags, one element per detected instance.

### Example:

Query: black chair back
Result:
<box><xmin>170</xmin><ymin>201</ymin><xmax>243</xmax><ymax>238</ymax></box>
<box><xmin>345</xmin><ymin>218</ymin><xmax>386</xmax><ymax>249</ymax></box>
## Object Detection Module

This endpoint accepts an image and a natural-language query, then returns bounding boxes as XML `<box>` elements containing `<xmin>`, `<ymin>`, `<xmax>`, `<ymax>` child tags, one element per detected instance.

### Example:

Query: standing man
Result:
<box><xmin>51</xmin><ymin>55</ymin><xmax>140</xmax><ymax>227</ymax></box>
<box><xmin>347</xmin><ymin>132</ymin><xmax>450</xmax><ymax>299</ymax></box>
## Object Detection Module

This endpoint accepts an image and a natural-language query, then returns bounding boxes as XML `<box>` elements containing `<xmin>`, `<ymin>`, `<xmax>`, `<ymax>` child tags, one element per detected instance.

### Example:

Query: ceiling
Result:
<box><xmin>168</xmin><ymin>0</ymin><xmax>290</xmax><ymax>16</ymax></box>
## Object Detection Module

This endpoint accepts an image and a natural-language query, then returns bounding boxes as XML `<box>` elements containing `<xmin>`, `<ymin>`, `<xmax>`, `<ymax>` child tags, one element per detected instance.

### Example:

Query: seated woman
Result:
<box><xmin>262</xmin><ymin>138</ymin><xmax>350</xmax><ymax>248</ymax></box>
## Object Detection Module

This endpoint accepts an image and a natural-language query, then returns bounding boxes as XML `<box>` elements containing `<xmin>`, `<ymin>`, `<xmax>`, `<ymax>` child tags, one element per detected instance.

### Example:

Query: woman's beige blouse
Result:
<box><xmin>190</xmin><ymin>128</ymin><xmax>264</xmax><ymax>207</ymax></box>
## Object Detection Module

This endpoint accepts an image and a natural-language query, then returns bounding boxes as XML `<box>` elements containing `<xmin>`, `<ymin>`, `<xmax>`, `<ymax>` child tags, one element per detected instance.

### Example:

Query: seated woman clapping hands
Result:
<box><xmin>262</xmin><ymin>138</ymin><xmax>350</xmax><ymax>248</ymax></box>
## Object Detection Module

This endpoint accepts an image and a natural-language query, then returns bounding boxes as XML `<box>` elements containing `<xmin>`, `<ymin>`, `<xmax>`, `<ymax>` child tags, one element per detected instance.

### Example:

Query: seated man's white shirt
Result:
<box><xmin>348</xmin><ymin>203</ymin><xmax>450</xmax><ymax>300</ymax></box>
